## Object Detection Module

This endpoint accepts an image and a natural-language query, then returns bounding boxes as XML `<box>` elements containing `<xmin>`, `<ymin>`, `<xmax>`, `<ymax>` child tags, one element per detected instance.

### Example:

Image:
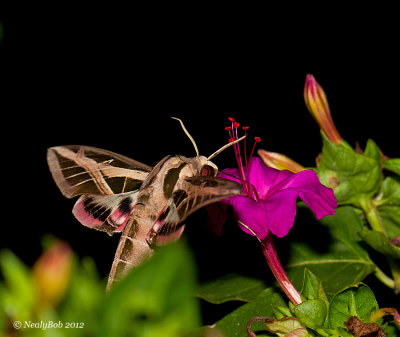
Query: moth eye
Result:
<box><xmin>201</xmin><ymin>165</ymin><xmax>215</xmax><ymax>177</ymax></box>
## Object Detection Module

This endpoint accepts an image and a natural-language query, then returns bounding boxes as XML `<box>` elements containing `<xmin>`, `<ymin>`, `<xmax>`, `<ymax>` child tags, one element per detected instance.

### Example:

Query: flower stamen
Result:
<box><xmin>224</xmin><ymin>118</ymin><xmax>261</xmax><ymax>197</ymax></box>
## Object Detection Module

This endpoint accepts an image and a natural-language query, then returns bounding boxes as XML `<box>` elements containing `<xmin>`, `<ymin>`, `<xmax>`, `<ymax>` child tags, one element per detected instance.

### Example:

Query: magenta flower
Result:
<box><xmin>212</xmin><ymin>156</ymin><xmax>337</xmax><ymax>239</ymax></box>
<box><xmin>207</xmin><ymin>118</ymin><xmax>337</xmax><ymax>306</ymax></box>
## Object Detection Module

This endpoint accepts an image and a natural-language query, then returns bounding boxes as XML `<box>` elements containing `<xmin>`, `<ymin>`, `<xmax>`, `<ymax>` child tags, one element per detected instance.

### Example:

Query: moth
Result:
<box><xmin>47</xmin><ymin>118</ymin><xmax>243</xmax><ymax>290</ymax></box>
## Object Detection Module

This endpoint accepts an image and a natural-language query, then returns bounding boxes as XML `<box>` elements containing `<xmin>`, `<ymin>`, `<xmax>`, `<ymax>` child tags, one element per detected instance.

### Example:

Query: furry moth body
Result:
<box><xmin>47</xmin><ymin>140</ymin><xmax>241</xmax><ymax>290</ymax></box>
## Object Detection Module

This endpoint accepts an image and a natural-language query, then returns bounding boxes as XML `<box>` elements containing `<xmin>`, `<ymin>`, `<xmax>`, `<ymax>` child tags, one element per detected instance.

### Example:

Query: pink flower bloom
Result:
<box><xmin>208</xmin><ymin>118</ymin><xmax>337</xmax><ymax>240</ymax></box>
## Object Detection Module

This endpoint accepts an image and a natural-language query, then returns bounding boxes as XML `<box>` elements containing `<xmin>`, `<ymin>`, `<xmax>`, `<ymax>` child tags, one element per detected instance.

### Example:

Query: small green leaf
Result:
<box><xmin>317</xmin><ymin>132</ymin><xmax>382</xmax><ymax>206</ymax></box>
<box><xmin>380</xmin><ymin>176</ymin><xmax>400</xmax><ymax>206</ymax></box>
<box><xmin>384</xmin><ymin>321</ymin><xmax>400</xmax><ymax>337</ymax></box>
<box><xmin>264</xmin><ymin>317</ymin><xmax>306</xmax><ymax>336</ymax></box>
<box><xmin>301</xmin><ymin>269</ymin><xmax>328</xmax><ymax>306</ymax></box>
<box><xmin>216</xmin><ymin>288</ymin><xmax>286</xmax><ymax>337</ymax></box>
<box><xmin>382</xmin><ymin>158</ymin><xmax>400</xmax><ymax>176</ymax></box>
<box><xmin>301</xmin><ymin>269</ymin><xmax>320</xmax><ymax>300</ymax></box>
<box><xmin>377</xmin><ymin>176</ymin><xmax>400</xmax><ymax>236</ymax></box>
<box><xmin>294</xmin><ymin>299</ymin><xmax>327</xmax><ymax>329</ymax></box>
<box><xmin>380</xmin><ymin>207</ymin><xmax>400</xmax><ymax>238</ymax></box>
<box><xmin>329</xmin><ymin>283</ymin><xmax>378</xmax><ymax>330</ymax></box>
<box><xmin>364</xmin><ymin>139</ymin><xmax>382</xmax><ymax>163</ymax></box>
<box><xmin>0</xmin><ymin>250</ymin><xmax>35</xmax><ymax>320</ymax></box>
<box><xmin>196</xmin><ymin>274</ymin><xmax>266</xmax><ymax>304</ymax></box>
<box><xmin>358</xmin><ymin>229</ymin><xmax>400</xmax><ymax>258</ymax></box>
<box><xmin>271</xmin><ymin>304</ymin><xmax>293</xmax><ymax>319</ymax></box>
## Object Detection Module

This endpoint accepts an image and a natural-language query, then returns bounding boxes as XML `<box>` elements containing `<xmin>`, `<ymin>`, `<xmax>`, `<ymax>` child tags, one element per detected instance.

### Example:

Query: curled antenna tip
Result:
<box><xmin>171</xmin><ymin>117</ymin><xmax>200</xmax><ymax>157</ymax></box>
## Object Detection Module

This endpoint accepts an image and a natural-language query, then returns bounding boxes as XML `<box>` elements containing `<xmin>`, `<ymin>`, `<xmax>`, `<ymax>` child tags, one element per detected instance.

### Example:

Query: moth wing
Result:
<box><xmin>147</xmin><ymin>177</ymin><xmax>241</xmax><ymax>245</ymax></box>
<box><xmin>72</xmin><ymin>191</ymin><xmax>138</xmax><ymax>236</ymax></box>
<box><xmin>47</xmin><ymin>145</ymin><xmax>152</xmax><ymax>198</ymax></box>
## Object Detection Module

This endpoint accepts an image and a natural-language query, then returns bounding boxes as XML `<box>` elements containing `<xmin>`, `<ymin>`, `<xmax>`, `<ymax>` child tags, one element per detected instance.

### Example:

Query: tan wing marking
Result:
<box><xmin>56</xmin><ymin>146</ymin><xmax>114</xmax><ymax>195</ymax></box>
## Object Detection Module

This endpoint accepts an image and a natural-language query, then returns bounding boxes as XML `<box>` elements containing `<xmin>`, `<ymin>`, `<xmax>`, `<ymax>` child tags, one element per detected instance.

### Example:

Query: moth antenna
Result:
<box><xmin>171</xmin><ymin>117</ymin><xmax>200</xmax><ymax>157</ymax></box>
<box><xmin>207</xmin><ymin>135</ymin><xmax>246</xmax><ymax>161</ymax></box>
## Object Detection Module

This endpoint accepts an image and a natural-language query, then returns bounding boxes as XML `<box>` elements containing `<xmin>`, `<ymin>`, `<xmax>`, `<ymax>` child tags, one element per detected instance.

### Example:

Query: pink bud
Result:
<box><xmin>33</xmin><ymin>240</ymin><xmax>72</xmax><ymax>307</ymax></box>
<box><xmin>304</xmin><ymin>74</ymin><xmax>343</xmax><ymax>144</ymax></box>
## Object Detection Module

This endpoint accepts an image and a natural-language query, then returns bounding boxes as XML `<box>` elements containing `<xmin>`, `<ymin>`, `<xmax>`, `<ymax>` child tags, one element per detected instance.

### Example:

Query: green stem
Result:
<box><xmin>359</xmin><ymin>197</ymin><xmax>400</xmax><ymax>291</ymax></box>
<box><xmin>388</xmin><ymin>257</ymin><xmax>400</xmax><ymax>294</ymax></box>
<box><xmin>374</xmin><ymin>266</ymin><xmax>395</xmax><ymax>289</ymax></box>
<box><xmin>359</xmin><ymin>197</ymin><xmax>387</xmax><ymax>235</ymax></box>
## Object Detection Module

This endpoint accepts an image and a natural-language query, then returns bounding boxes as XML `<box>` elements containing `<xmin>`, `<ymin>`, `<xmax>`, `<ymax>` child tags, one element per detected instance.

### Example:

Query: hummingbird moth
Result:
<box><xmin>47</xmin><ymin>118</ymin><xmax>243</xmax><ymax>290</ymax></box>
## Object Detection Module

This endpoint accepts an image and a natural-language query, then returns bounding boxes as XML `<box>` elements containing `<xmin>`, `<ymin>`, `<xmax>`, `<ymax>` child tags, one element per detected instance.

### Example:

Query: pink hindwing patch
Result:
<box><xmin>72</xmin><ymin>191</ymin><xmax>138</xmax><ymax>235</ymax></box>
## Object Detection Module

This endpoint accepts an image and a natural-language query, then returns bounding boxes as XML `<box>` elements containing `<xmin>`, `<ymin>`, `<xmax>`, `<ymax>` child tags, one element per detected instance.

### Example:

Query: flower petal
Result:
<box><xmin>228</xmin><ymin>196</ymin><xmax>270</xmax><ymax>239</ymax></box>
<box><xmin>299</xmin><ymin>186</ymin><xmax>337</xmax><ymax>219</ymax></box>
<box><xmin>263</xmin><ymin>190</ymin><xmax>298</xmax><ymax>238</ymax></box>
<box><xmin>275</xmin><ymin>169</ymin><xmax>337</xmax><ymax>219</ymax></box>
<box><xmin>248</xmin><ymin>158</ymin><xmax>337</xmax><ymax>219</ymax></box>
<box><xmin>247</xmin><ymin>157</ymin><xmax>283</xmax><ymax>199</ymax></box>
<box><xmin>210</xmin><ymin>158</ymin><xmax>337</xmax><ymax>240</ymax></box>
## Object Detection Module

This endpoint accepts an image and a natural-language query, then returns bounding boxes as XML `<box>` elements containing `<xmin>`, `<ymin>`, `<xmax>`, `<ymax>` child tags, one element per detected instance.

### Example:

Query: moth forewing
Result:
<box><xmin>47</xmin><ymin>145</ymin><xmax>151</xmax><ymax>198</ymax></box>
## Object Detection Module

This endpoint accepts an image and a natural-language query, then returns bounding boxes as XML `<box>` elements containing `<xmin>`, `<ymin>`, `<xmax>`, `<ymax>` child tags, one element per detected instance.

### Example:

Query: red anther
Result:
<box><xmin>233</xmin><ymin>122</ymin><xmax>240</xmax><ymax>128</ymax></box>
<box><xmin>229</xmin><ymin>137</ymin><xmax>235</xmax><ymax>143</ymax></box>
<box><xmin>228</xmin><ymin>117</ymin><xmax>235</xmax><ymax>122</ymax></box>
<box><xmin>242</xmin><ymin>126</ymin><xmax>249</xmax><ymax>131</ymax></box>
<box><xmin>225</xmin><ymin>126</ymin><xmax>232</xmax><ymax>131</ymax></box>
<box><xmin>255</xmin><ymin>137</ymin><xmax>261</xmax><ymax>142</ymax></box>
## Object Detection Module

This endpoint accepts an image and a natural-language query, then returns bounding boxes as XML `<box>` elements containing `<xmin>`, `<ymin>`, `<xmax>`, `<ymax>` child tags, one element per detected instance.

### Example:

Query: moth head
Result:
<box><xmin>196</xmin><ymin>156</ymin><xmax>218</xmax><ymax>177</ymax></box>
<box><xmin>172</xmin><ymin>116</ymin><xmax>245</xmax><ymax>177</ymax></box>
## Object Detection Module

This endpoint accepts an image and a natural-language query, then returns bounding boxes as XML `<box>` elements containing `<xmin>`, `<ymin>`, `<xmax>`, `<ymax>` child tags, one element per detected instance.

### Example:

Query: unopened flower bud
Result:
<box><xmin>33</xmin><ymin>240</ymin><xmax>72</xmax><ymax>307</ymax></box>
<box><xmin>304</xmin><ymin>74</ymin><xmax>343</xmax><ymax>144</ymax></box>
<box><xmin>258</xmin><ymin>149</ymin><xmax>305</xmax><ymax>173</ymax></box>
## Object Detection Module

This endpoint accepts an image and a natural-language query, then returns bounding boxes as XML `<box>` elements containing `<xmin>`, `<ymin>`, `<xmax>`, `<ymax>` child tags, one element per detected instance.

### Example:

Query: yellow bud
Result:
<box><xmin>304</xmin><ymin>74</ymin><xmax>343</xmax><ymax>144</ymax></box>
<box><xmin>33</xmin><ymin>240</ymin><xmax>72</xmax><ymax>308</ymax></box>
<box><xmin>258</xmin><ymin>149</ymin><xmax>306</xmax><ymax>173</ymax></box>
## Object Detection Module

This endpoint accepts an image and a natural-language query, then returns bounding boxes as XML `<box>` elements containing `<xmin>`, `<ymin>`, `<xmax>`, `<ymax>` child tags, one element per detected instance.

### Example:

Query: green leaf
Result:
<box><xmin>102</xmin><ymin>241</ymin><xmax>200</xmax><ymax>337</ymax></box>
<box><xmin>382</xmin><ymin>158</ymin><xmax>400</xmax><ymax>176</ymax></box>
<box><xmin>380</xmin><ymin>176</ymin><xmax>400</xmax><ymax>206</ymax></box>
<box><xmin>294</xmin><ymin>299</ymin><xmax>327</xmax><ymax>329</ymax></box>
<box><xmin>300</xmin><ymin>269</ymin><xmax>328</xmax><ymax>306</ymax></box>
<box><xmin>358</xmin><ymin>229</ymin><xmax>400</xmax><ymax>258</ymax></box>
<box><xmin>384</xmin><ymin>321</ymin><xmax>400</xmax><ymax>337</ymax></box>
<box><xmin>0</xmin><ymin>250</ymin><xmax>36</xmax><ymax>321</ymax></box>
<box><xmin>380</xmin><ymin>207</ymin><xmax>400</xmax><ymax>238</ymax></box>
<box><xmin>264</xmin><ymin>317</ymin><xmax>307</xmax><ymax>337</ymax></box>
<box><xmin>329</xmin><ymin>283</ymin><xmax>379</xmax><ymax>330</ymax></box>
<box><xmin>271</xmin><ymin>305</ymin><xmax>293</xmax><ymax>319</ymax></box>
<box><xmin>317</xmin><ymin>132</ymin><xmax>382</xmax><ymax>206</ymax></box>
<box><xmin>364</xmin><ymin>139</ymin><xmax>382</xmax><ymax>163</ymax></box>
<box><xmin>60</xmin><ymin>256</ymin><xmax>104</xmax><ymax>336</ymax></box>
<box><xmin>287</xmin><ymin>206</ymin><xmax>375</xmax><ymax>300</ymax></box>
<box><xmin>377</xmin><ymin>176</ymin><xmax>400</xmax><ymax>237</ymax></box>
<box><xmin>215</xmin><ymin>288</ymin><xmax>286</xmax><ymax>337</ymax></box>
<box><xmin>196</xmin><ymin>274</ymin><xmax>266</xmax><ymax>304</ymax></box>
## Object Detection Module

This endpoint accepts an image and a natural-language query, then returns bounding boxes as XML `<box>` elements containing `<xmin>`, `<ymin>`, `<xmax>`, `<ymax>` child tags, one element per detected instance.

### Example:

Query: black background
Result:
<box><xmin>0</xmin><ymin>7</ymin><xmax>399</xmax><ymax>318</ymax></box>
